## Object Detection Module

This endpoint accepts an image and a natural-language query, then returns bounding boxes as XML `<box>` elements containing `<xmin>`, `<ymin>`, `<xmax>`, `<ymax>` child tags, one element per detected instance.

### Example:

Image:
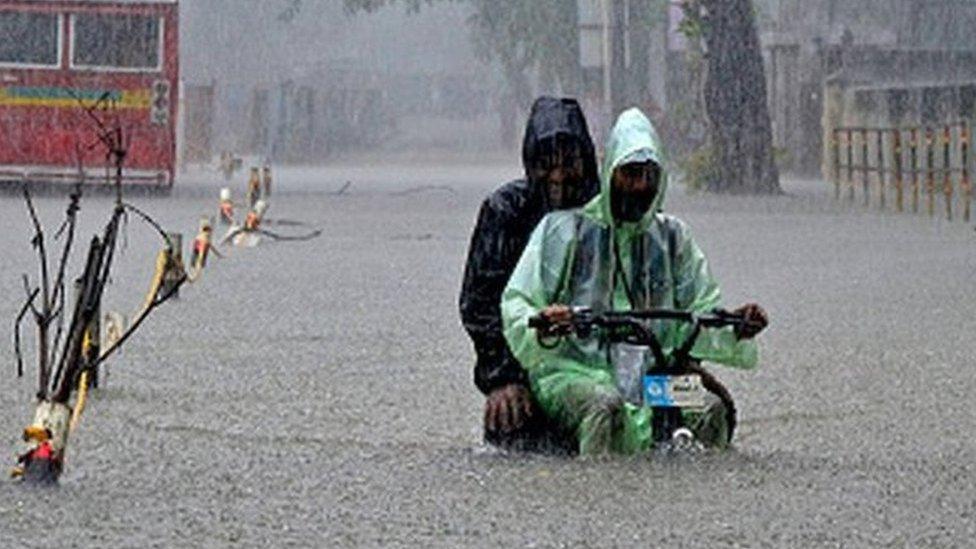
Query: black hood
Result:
<box><xmin>460</xmin><ymin>96</ymin><xmax>599</xmax><ymax>395</ymax></box>
<box><xmin>521</xmin><ymin>96</ymin><xmax>599</xmax><ymax>209</ymax></box>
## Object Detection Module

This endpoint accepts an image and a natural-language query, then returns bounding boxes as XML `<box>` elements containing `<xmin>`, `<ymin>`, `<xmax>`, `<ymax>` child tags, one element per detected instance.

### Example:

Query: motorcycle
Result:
<box><xmin>525</xmin><ymin>307</ymin><xmax>760</xmax><ymax>449</ymax></box>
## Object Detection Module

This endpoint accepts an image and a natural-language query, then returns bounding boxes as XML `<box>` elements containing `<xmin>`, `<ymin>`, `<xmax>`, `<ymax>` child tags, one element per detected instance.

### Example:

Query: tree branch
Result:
<box><xmin>50</xmin><ymin>186</ymin><xmax>81</xmax><ymax>308</ymax></box>
<box><xmin>91</xmin><ymin>273</ymin><xmax>187</xmax><ymax>370</ymax></box>
<box><xmin>122</xmin><ymin>202</ymin><xmax>175</xmax><ymax>248</ymax></box>
<box><xmin>21</xmin><ymin>275</ymin><xmax>40</xmax><ymax>319</ymax></box>
<box><xmin>13</xmin><ymin>288</ymin><xmax>39</xmax><ymax>379</ymax></box>
<box><xmin>22</xmin><ymin>187</ymin><xmax>51</xmax><ymax>316</ymax></box>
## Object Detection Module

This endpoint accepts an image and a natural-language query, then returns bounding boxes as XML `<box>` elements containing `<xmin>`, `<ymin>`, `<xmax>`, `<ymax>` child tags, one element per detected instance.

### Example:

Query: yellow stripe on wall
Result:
<box><xmin>0</xmin><ymin>88</ymin><xmax>151</xmax><ymax>110</ymax></box>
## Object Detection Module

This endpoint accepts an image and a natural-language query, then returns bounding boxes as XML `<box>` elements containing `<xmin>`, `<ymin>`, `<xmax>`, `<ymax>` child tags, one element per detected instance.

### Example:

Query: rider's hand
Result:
<box><xmin>484</xmin><ymin>383</ymin><xmax>533</xmax><ymax>434</ymax></box>
<box><xmin>539</xmin><ymin>304</ymin><xmax>574</xmax><ymax>336</ymax></box>
<box><xmin>733</xmin><ymin>303</ymin><xmax>769</xmax><ymax>340</ymax></box>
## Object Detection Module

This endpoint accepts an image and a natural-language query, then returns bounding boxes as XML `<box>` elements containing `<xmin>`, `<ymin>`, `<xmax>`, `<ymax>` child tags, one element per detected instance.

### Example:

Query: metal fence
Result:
<box><xmin>830</xmin><ymin>121</ymin><xmax>974</xmax><ymax>222</ymax></box>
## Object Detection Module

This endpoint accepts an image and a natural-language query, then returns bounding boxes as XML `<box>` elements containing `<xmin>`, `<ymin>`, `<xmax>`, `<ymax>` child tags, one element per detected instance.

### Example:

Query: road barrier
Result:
<box><xmin>831</xmin><ymin>121</ymin><xmax>974</xmax><ymax>222</ymax></box>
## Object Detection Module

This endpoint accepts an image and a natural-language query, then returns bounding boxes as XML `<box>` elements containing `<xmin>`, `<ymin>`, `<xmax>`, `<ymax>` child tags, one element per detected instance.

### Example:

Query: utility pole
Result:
<box><xmin>578</xmin><ymin>0</ymin><xmax>614</xmax><ymax>139</ymax></box>
<box><xmin>610</xmin><ymin>0</ymin><xmax>628</xmax><ymax>116</ymax></box>
<box><xmin>601</xmin><ymin>0</ymin><xmax>612</xmax><ymax>112</ymax></box>
<box><xmin>580</xmin><ymin>0</ymin><xmax>642</xmax><ymax>136</ymax></box>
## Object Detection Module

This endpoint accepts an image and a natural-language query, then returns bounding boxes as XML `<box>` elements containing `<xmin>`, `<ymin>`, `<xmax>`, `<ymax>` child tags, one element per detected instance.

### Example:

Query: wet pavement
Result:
<box><xmin>1</xmin><ymin>162</ymin><xmax>975</xmax><ymax>547</ymax></box>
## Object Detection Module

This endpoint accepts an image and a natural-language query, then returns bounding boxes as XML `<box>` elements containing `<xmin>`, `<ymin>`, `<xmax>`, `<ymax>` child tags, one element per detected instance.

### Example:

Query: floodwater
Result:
<box><xmin>0</xmin><ymin>162</ymin><xmax>974</xmax><ymax>547</ymax></box>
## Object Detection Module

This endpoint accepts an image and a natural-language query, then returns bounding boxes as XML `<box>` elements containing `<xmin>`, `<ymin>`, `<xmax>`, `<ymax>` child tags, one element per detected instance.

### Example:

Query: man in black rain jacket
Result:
<box><xmin>459</xmin><ymin>96</ymin><xmax>599</xmax><ymax>449</ymax></box>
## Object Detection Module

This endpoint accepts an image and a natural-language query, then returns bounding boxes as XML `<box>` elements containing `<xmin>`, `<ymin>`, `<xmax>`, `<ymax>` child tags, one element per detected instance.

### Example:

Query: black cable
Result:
<box><xmin>255</xmin><ymin>228</ymin><xmax>322</xmax><ymax>242</ymax></box>
<box><xmin>612</xmin><ymin>235</ymin><xmax>641</xmax><ymax>310</ymax></box>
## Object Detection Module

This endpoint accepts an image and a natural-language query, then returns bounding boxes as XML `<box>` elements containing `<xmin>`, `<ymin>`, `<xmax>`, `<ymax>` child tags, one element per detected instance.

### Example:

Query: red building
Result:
<box><xmin>0</xmin><ymin>0</ymin><xmax>179</xmax><ymax>188</ymax></box>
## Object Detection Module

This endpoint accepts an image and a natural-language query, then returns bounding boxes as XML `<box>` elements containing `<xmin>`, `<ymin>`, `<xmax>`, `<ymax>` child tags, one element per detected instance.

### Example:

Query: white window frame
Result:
<box><xmin>0</xmin><ymin>12</ymin><xmax>64</xmax><ymax>70</ymax></box>
<box><xmin>69</xmin><ymin>13</ymin><xmax>164</xmax><ymax>73</ymax></box>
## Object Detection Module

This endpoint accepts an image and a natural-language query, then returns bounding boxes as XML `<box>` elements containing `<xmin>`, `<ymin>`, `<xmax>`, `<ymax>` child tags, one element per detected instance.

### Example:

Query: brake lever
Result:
<box><xmin>709</xmin><ymin>308</ymin><xmax>764</xmax><ymax>333</ymax></box>
<box><xmin>528</xmin><ymin>307</ymin><xmax>596</xmax><ymax>337</ymax></box>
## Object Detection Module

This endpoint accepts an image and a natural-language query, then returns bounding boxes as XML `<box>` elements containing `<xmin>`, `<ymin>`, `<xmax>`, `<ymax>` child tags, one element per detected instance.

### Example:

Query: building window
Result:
<box><xmin>0</xmin><ymin>11</ymin><xmax>61</xmax><ymax>67</ymax></box>
<box><xmin>72</xmin><ymin>14</ymin><xmax>161</xmax><ymax>70</ymax></box>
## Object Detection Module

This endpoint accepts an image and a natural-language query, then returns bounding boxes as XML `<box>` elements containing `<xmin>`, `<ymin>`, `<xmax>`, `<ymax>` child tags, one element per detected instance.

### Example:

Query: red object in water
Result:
<box><xmin>245</xmin><ymin>211</ymin><xmax>259</xmax><ymax>230</ymax></box>
<box><xmin>22</xmin><ymin>440</ymin><xmax>63</xmax><ymax>483</ymax></box>
<box><xmin>31</xmin><ymin>441</ymin><xmax>53</xmax><ymax>461</ymax></box>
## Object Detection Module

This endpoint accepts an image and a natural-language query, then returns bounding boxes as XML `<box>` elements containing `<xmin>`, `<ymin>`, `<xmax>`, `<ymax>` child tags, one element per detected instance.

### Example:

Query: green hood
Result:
<box><xmin>582</xmin><ymin>108</ymin><xmax>669</xmax><ymax>229</ymax></box>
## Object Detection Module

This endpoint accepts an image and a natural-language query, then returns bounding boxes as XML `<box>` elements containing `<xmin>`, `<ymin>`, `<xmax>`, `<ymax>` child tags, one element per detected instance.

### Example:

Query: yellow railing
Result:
<box><xmin>830</xmin><ymin>122</ymin><xmax>974</xmax><ymax>222</ymax></box>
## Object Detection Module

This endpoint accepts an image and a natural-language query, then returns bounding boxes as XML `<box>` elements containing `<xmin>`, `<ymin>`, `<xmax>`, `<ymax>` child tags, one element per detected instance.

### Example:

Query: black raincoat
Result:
<box><xmin>460</xmin><ymin>97</ymin><xmax>599</xmax><ymax>395</ymax></box>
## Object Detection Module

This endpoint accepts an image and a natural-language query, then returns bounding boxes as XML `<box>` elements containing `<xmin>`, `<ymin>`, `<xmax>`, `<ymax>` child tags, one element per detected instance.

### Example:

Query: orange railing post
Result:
<box><xmin>926</xmin><ymin>127</ymin><xmax>936</xmax><ymax>217</ymax></box>
<box><xmin>833</xmin><ymin>129</ymin><xmax>841</xmax><ymax>200</ymax></box>
<box><xmin>963</xmin><ymin>123</ymin><xmax>972</xmax><ymax>223</ymax></box>
<box><xmin>893</xmin><ymin>130</ymin><xmax>904</xmax><ymax>213</ymax></box>
<box><xmin>911</xmin><ymin>128</ymin><xmax>920</xmax><ymax>213</ymax></box>
<box><xmin>862</xmin><ymin>128</ymin><xmax>870</xmax><ymax>207</ymax></box>
<box><xmin>847</xmin><ymin>129</ymin><xmax>855</xmax><ymax>202</ymax></box>
<box><xmin>877</xmin><ymin>130</ymin><xmax>886</xmax><ymax>210</ymax></box>
<box><xmin>944</xmin><ymin>125</ymin><xmax>953</xmax><ymax>221</ymax></box>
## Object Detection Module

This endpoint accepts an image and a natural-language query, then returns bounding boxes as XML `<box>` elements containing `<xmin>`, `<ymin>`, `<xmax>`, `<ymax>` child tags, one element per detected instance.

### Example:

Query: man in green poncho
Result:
<box><xmin>501</xmin><ymin>108</ymin><xmax>768</xmax><ymax>455</ymax></box>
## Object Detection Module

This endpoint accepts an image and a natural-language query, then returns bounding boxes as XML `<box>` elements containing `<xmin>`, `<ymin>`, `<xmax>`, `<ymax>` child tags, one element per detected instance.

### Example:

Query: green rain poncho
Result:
<box><xmin>501</xmin><ymin>108</ymin><xmax>758</xmax><ymax>455</ymax></box>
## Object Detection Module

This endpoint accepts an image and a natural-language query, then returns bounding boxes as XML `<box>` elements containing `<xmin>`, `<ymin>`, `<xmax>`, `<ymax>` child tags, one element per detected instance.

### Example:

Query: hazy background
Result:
<box><xmin>174</xmin><ymin>0</ymin><xmax>976</xmax><ymax>180</ymax></box>
<box><xmin>179</xmin><ymin>1</ymin><xmax>505</xmax><ymax>160</ymax></box>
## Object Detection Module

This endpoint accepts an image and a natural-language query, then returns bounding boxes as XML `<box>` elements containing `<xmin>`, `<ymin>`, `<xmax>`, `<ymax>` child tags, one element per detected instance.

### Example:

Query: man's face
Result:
<box><xmin>611</xmin><ymin>161</ymin><xmax>661</xmax><ymax>223</ymax></box>
<box><xmin>530</xmin><ymin>141</ymin><xmax>586</xmax><ymax>209</ymax></box>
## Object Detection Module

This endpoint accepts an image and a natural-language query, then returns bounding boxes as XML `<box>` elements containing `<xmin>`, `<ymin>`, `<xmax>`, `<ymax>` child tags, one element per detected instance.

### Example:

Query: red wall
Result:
<box><xmin>0</xmin><ymin>1</ymin><xmax>179</xmax><ymax>184</ymax></box>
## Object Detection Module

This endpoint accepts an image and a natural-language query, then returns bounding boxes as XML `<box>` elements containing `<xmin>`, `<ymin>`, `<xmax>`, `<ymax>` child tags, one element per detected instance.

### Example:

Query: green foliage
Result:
<box><xmin>667</xmin><ymin>97</ymin><xmax>708</xmax><ymax>154</ymax></box>
<box><xmin>341</xmin><ymin>0</ymin><xmax>454</xmax><ymax>14</ymax></box>
<box><xmin>341</xmin><ymin>0</ymin><xmax>667</xmax><ymax>101</ymax></box>
<box><xmin>665</xmin><ymin>2</ymin><xmax>709</xmax><ymax>161</ymax></box>
<box><xmin>676</xmin><ymin>0</ymin><xmax>706</xmax><ymax>40</ymax></box>
<box><xmin>773</xmin><ymin>146</ymin><xmax>793</xmax><ymax>172</ymax></box>
<box><xmin>676</xmin><ymin>144</ymin><xmax>719</xmax><ymax>191</ymax></box>
<box><xmin>676</xmin><ymin>133</ymin><xmax>783</xmax><ymax>193</ymax></box>
<box><xmin>467</xmin><ymin>0</ymin><xmax>581</xmax><ymax>93</ymax></box>
<box><xmin>343</xmin><ymin>0</ymin><xmax>580</xmax><ymax>95</ymax></box>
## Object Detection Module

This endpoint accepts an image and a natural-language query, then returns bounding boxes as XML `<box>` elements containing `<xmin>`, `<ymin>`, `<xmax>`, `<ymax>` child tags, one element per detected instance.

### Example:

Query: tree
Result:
<box><xmin>340</xmin><ymin>0</ymin><xmax>580</xmax><ymax>95</ymax></box>
<box><xmin>466</xmin><ymin>1</ymin><xmax>582</xmax><ymax>146</ymax></box>
<box><xmin>334</xmin><ymin>0</ymin><xmax>782</xmax><ymax>193</ymax></box>
<box><xmin>341</xmin><ymin>0</ymin><xmax>582</xmax><ymax>147</ymax></box>
<box><xmin>697</xmin><ymin>0</ymin><xmax>781</xmax><ymax>193</ymax></box>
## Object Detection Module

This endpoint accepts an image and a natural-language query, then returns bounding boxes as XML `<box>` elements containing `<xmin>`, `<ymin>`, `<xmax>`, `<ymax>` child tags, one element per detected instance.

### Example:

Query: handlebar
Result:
<box><xmin>528</xmin><ymin>307</ymin><xmax>757</xmax><ymax>331</ymax></box>
<box><xmin>528</xmin><ymin>307</ymin><xmax>761</xmax><ymax>370</ymax></box>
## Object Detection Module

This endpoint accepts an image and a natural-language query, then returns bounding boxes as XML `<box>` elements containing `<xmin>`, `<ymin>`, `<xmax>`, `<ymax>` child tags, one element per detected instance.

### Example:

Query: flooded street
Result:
<box><xmin>1</xmin><ymin>164</ymin><xmax>974</xmax><ymax>547</ymax></box>
<box><xmin>3</xmin><ymin>0</ymin><xmax>976</xmax><ymax>545</ymax></box>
